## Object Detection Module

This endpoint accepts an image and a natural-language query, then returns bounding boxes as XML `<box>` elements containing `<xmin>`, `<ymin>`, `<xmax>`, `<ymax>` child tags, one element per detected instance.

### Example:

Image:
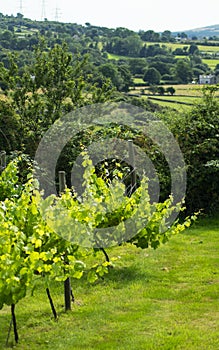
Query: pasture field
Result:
<box><xmin>107</xmin><ymin>43</ymin><xmax>219</xmax><ymax>72</ymax></box>
<box><xmin>202</xmin><ymin>59</ymin><xmax>219</xmax><ymax>69</ymax></box>
<box><xmin>144</xmin><ymin>42</ymin><xmax>219</xmax><ymax>53</ymax></box>
<box><xmin>145</xmin><ymin>84</ymin><xmax>206</xmax><ymax>96</ymax></box>
<box><xmin>146</xmin><ymin>99</ymin><xmax>191</xmax><ymax>112</ymax></box>
<box><xmin>0</xmin><ymin>216</ymin><xmax>218</xmax><ymax>350</ymax></box>
<box><xmin>107</xmin><ymin>53</ymin><xmax>130</xmax><ymax>60</ymax></box>
<box><xmin>129</xmin><ymin>83</ymin><xmax>219</xmax><ymax>110</ymax></box>
<box><xmin>146</xmin><ymin>95</ymin><xmax>199</xmax><ymax>106</ymax></box>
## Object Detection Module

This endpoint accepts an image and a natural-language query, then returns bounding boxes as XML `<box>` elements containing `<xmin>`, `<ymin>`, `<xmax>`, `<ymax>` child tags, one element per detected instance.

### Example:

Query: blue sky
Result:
<box><xmin>1</xmin><ymin>0</ymin><xmax>219</xmax><ymax>32</ymax></box>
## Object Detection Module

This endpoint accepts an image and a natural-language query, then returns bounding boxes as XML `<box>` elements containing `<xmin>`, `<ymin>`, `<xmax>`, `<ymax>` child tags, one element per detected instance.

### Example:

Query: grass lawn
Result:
<box><xmin>0</xmin><ymin>216</ymin><xmax>219</xmax><ymax>349</ymax></box>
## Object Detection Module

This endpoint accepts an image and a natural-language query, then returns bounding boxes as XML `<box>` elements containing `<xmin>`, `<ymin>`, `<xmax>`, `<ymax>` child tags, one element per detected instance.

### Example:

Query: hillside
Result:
<box><xmin>179</xmin><ymin>24</ymin><xmax>219</xmax><ymax>39</ymax></box>
<box><xmin>1</xmin><ymin>13</ymin><xmax>219</xmax><ymax>94</ymax></box>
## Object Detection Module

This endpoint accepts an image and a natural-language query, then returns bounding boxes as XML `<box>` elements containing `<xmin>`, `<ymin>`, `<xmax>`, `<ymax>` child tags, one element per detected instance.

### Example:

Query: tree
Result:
<box><xmin>0</xmin><ymin>98</ymin><xmax>20</xmax><ymax>153</ymax></box>
<box><xmin>117</xmin><ymin>64</ymin><xmax>133</xmax><ymax>91</ymax></box>
<box><xmin>157</xmin><ymin>86</ymin><xmax>165</xmax><ymax>95</ymax></box>
<box><xmin>166</xmin><ymin>86</ymin><xmax>175</xmax><ymax>95</ymax></box>
<box><xmin>174</xmin><ymin>59</ymin><xmax>193</xmax><ymax>83</ymax></box>
<box><xmin>148</xmin><ymin>85</ymin><xmax>158</xmax><ymax>94</ymax></box>
<box><xmin>124</xmin><ymin>35</ymin><xmax>142</xmax><ymax>56</ymax></box>
<box><xmin>98</xmin><ymin>63</ymin><xmax>124</xmax><ymax>90</ymax></box>
<box><xmin>149</xmin><ymin>61</ymin><xmax>170</xmax><ymax>76</ymax></box>
<box><xmin>161</xmin><ymin>30</ymin><xmax>173</xmax><ymax>42</ymax></box>
<box><xmin>189</xmin><ymin>44</ymin><xmax>199</xmax><ymax>55</ymax></box>
<box><xmin>143</xmin><ymin>67</ymin><xmax>161</xmax><ymax>85</ymax></box>
<box><xmin>165</xmin><ymin>86</ymin><xmax>219</xmax><ymax>213</ymax></box>
<box><xmin>146</xmin><ymin>44</ymin><xmax>168</xmax><ymax>57</ymax></box>
<box><xmin>0</xmin><ymin>40</ymin><xmax>114</xmax><ymax>156</ymax></box>
<box><xmin>105</xmin><ymin>34</ymin><xmax>142</xmax><ymax>57</ymax></box>
<box><xmin>139</xmin><ymin>30</ymin><xmax>160</xmax><ymax>42</ymax></box>
<box><xmin>128</xmin><ymin>58</ymin><xmax>147</xmax><ymax>75</ymax></box>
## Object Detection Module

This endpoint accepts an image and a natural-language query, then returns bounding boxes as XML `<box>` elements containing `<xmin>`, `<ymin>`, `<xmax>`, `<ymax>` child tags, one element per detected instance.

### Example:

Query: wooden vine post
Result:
<box><xmin>0</xmin><ymin>150</ymin><xmax>6</xmax><ymax>173</ymax></box>
<box><xmin>58</xmin><ymin>171</ymin><xmax>72</xmax><ymax>311</ymax></box>
<box><xmin>128</xmin><ymin>140</ymin><xmax>137</xmax><ymax>195</ymax></box>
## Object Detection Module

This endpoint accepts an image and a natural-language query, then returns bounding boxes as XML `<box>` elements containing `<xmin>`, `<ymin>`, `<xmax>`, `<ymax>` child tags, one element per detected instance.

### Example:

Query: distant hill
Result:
<box><xmin>175</xmin><ymin>24</ymin><xmax>219</xmax><ymax>39</ymax></box>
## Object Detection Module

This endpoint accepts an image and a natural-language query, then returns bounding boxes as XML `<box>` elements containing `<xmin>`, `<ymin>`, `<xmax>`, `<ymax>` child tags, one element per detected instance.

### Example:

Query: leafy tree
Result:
<box><xmin>113</xmin><ymin>27</ymin><xmax>135</xmax><ymax>38</ymax></box>
<box><xmin>161</xmin><ymin>30</ymin><xmax>174</xmax><ymax>42</ymax></box>
<box><xmin>1</xmin><ymin>30</ymin><xmax>13</xmax><ymax>41</ymax></box>
<box><xmin>0</xmin><ymin>40</ymin><xmax>114</xmax><ymax>156</ymax></box>
<box><xmin>157</xmin><ymin>86</ymin><xmax>165</xmax><ymax>95</ymax></box>
<box><xmin>146</xmin><ymin>44</ymin><xmax>168</xmax><ymax>57</ymax></box>
<box><xmin>188</xmin><ymin>44</ymin><xmax>199</xmax><ymax>55</ymax></box>
<box><xmin>178</xmin><ymin>32</ymin><xmax>188</xmax><ymax>39</ymax></box>
<box><xmin>163</xmin><ymin>86</ymin><xmax>219</xmax><ymax>213</ymax></box>
<box><xmin>128</xmin><ymin>58</ymin><xmax>147</xmax><ymax>75</ymax></box>
<box><xmin>139</xmin><ymin>30</ymin><xmax>160</xmax><ymax>42</ymax></box>
<box><xmin>172</xmin><ymin>48</ymin><xmax>186</xmax><ymax>56</ymax></box>
<box><xmin>143</xmin><ymin>67</ymin><xmax>161</xmax><ymax>85</ymax></box>
<box><xmin>174</xmin><ymin>59</ymin><xmax>193</xmax><ymax>83</ymax></box>
<box><xmin>124</xmin><ymin>35</ymin><xmax>142</xmax><ymax>56</ymax></box>
<box><xmin>149</xmin><ymin>61</ymin><xmax>170</xmax><ymax>76</ymax></box>
<box><xmin>105</xmin><ymin>34</ymin><xmax>142</xmax><ymax>57</ymax></box>
<box><xmin>98</xmin><ymin>62</ymin><xmax>124</xmax><ymax>90</ymax></box>
<box><xmin>117</xmin><ymin>64</ymin><xmax>133</xmax><ymax>91</ymax></box>
<box><xmin>166</xmin><ymin>86</ymin><xmax>175</xmax><ymax>95</ymax></box>
<box><xmin>0</xmin><ymin>98</ymin><xmax>20</xmax><ymax>153</ymax></box>
<box><xmin>148</xmin><ymin>85</ymin><xmax>158</xmax><ymax>94</ymax></box>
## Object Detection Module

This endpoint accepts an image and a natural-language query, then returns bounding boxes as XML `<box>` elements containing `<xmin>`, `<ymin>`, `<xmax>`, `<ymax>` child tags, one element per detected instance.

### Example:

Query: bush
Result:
<box><xmin>162</xmin><ymin>86</ymin><xmax>219</xmax><ymax>214</ymax></box>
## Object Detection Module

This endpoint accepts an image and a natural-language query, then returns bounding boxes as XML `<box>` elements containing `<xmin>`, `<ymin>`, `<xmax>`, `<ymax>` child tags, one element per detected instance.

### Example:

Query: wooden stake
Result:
<box><xmin>58</xmin><ymin>171</ymin><xmax>72</xmax><ymax>311</ymax></box>
<box><xmin>128</xmin><ymin>140</ymin><xmax>137</xmax><ymax>195</ymax></box>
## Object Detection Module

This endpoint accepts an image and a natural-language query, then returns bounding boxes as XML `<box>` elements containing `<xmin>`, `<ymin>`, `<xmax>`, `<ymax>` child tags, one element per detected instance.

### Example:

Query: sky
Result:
<box><xmin>1</xmin><ymin>0</ymin><xmax>219</xmax><ymax>32</ymax></box>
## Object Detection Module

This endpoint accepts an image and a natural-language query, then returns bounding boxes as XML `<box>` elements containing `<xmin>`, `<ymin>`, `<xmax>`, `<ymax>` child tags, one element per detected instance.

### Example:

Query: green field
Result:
<box><xmin>109</xmin><ymin>51</ymin><xmax>219</xmax><ymax>72</ymax></box>
<box><xmin>147</xmin><ymin>95</ymin><xmax>199</xmax><ymax>106</ymax></box>
<box><xmin>107</xmin><ymin>53</ymin><xmax>130</xmax><ymax>60</ymax></box>
<box><xmin>147</xmin><ymin>99</ymin><xmax>191</xmax><ymax>111</ymax></box>
<box><xmin>129</xmin><ymin>83</ymin><xmax>219</xmax><ymax>110</ymax></box>
<box><xmin>202</xmin><ymin>59</ymin><xmax>219</xmax><ymax>69</ymax></box>
<box><xmin>136</xmin><ymin>84</ymin><xmax>206</xmax><ymax>96</ymax></box>
<box><xmin>130</xmin><ymin>84</ymin><xmax>203</xmax><ymax>110</ymax></box>
<box><xmin>144</xmin><ymin>42</ymin><xmax>219</xmax><ymax>53</ymax></box>
<box><xmin>1</xmin><ymin>217</ymin><xmax>219</xmax><ymax>349</ymax></box>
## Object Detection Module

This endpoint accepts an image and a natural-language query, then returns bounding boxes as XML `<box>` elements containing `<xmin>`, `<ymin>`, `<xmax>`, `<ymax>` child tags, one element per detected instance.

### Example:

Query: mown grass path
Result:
<box><xmin>0</xmin><ymin>216</ymin><xmax>219</xmax><ymax>349</ymax></box>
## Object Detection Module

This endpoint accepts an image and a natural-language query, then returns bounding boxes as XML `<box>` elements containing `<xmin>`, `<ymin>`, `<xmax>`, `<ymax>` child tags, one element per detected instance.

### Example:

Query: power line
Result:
<box><xmin>19</xmin><ymin>0</ymin><xmax>23</xmax><ymax>14</ymax></box>
<box><xmin>41</xmin><ymin>0</ymin><xmax>47</xmax><ymax>20</ymax></box>
<box><xmin>54</xmin><ymin>6</ymin><xmax>62</xmax><ymax>22</ymax></box>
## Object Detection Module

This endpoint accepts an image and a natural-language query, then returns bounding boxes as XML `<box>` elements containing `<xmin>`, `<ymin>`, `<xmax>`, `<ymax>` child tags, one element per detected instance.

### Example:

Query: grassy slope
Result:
<box><xmin>1</xmin><ymin>216</ymin><xmax>219</xmax><ymax>349</ymax></box>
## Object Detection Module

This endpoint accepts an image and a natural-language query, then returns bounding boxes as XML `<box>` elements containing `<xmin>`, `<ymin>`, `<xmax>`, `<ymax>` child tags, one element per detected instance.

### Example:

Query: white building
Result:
<box><xmin>199</xmin><ymin>74</ymin><xmax>216</xmax><ymax>84</ymax></box>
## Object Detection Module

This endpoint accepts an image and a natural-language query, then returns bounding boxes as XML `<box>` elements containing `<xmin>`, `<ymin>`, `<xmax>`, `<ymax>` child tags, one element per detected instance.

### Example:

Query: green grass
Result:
<box><xmin>130</xmin><ymin>82</ymin><xmax>219</xmax><ymax>110</ymax></box>
<box><xmin>202</xmin><ymin>59</ymin><xmax>219</xmax><ymax>69</ymax></box>
<box><xmin>107</xmin><ymin>53</ymin><xmax>130</xmax><ymax>60</ymax></box>
<box><xmin>148</xmin><ymin>95</ymin><xmax>200</xmax><ymax>104</ymax></box>
<box><xmin>198</xmin><ymin>44</ymin><xmax>219</xmax><ymax>53</ymax></box>
<box><xmin>1</xmin><ymin>216</ymin><xmax>219</xmax><ymax>349</ymax></box>
<box><xmin>133</xmin><ymin>77</ymin><xmax>145</xmax><ymax>84</ymax></box>
<box><xmin>144</xmin><ymin>42</ymin><xmax>219</xmax><ymax>53</ymax></box>
<box><xmin>147</xmin><ymin>99</ymin><xmax>192</xmax><ymax>111</ymax></box>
